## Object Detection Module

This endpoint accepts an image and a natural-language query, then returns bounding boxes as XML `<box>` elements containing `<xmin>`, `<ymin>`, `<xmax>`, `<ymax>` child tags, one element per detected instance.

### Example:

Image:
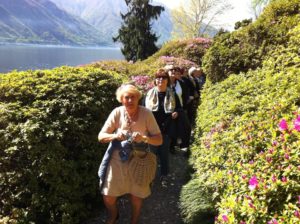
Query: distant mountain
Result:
<box><xmin>0</xmin><ymin>0</ymin><xmax>107</xmax><ymax>46</ymax></box>
<box><xmin>50</xmin><ymin>0</ymin><xmax>173</xmax><ymax>45</ymax></box>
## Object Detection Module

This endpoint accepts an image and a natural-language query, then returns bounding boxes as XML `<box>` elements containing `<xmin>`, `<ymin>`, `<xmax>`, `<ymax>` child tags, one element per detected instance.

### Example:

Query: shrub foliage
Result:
<box><xmin>148</xmin><ymin>37</ymin><xmax>212</xmax><ymax>66</ymax></box>
<box><xmin>185</xmin><ymin>21</ymin><xmax>300</xmax><ymax>223</ymax></box>
<box><xmin>202</xmin><ymin>0</ymin><xmax>300</xmax><ymax>83</ymax></box>
<box><xmin>0</xmin><ymin>67</ymin><xmax>122</xmax><ymax>223</ymax></box>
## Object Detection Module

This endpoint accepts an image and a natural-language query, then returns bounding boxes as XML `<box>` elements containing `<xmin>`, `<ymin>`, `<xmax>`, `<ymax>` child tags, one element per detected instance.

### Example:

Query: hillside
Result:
<box><xmin>0</xmin><ymin>0</ymin><xmax>217</xmax><ymax>46</ymax></box>
<box><xmin>50</xmin><ymin>0</ymin><xmax>173</xmax><ymax>44</ymax></box>
<box><xmin>0</xmin><ymin>0</ymin><xmax>107</xmax><ymax>46</ymax></box>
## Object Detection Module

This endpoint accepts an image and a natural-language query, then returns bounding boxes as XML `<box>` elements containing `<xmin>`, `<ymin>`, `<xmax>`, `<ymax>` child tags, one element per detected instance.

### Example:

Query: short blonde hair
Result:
<box><xmin>116</xmin><ymin>84</ymin><xmax>142</xmax><ymax>103</ymax></box>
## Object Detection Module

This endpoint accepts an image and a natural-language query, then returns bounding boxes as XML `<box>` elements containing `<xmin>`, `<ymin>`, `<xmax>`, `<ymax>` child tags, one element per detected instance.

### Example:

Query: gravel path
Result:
<box><xmin>87</xmin><ymin>150</ymin><xmax>190</xmax><ymax>224</ymax></box>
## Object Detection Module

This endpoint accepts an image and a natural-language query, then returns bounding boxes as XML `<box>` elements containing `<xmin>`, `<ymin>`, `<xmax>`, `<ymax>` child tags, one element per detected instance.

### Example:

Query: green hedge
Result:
<box><xmin>180</xmin><ymin>178</ymin><xmax>216</xmax><ymax>224</ymax></box>
<box><xmin>181</xmin><ymin>23</ymin><xmax>300</xmax><ymax>223</ymax></box>
<box><xmin>0</xmin><ymin>67</ymin><xmax>122</xmax><ymax>223</ymax></box>
<box><xmin>202</xmin><ymin>0</ymin><xmax>300</xmax><ymax>83</ymax></box>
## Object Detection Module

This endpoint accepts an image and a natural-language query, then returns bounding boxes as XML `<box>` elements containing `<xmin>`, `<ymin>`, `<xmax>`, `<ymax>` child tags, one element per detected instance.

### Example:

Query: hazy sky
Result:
<box><xmin>156</xmin><ymin>0</ymin><xmax>254</xmax><ymax>30</ymax></box>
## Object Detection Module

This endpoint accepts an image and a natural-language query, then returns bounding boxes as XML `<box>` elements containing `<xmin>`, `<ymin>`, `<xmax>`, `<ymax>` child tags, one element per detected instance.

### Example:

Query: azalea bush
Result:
<box><xmin>91</xmin><ymin>60</ymin><xmax>133</xmax><ymax>77</ymax></box>
<box><xmin>181</xmin><ymin>21</ymin><xmax>300</xmax><ymax>223</ymax></box>
<box><xmin>130</xmin><ymin>75</ymin><xmax>154</xmax><ymax>94</ymax></box>
<box><xmin>145</xmin><ymin>37</ymin><xmax>212</xmax><ymax>66</ymax></box>
<box><xmin>158</xmin><ymin>56</ymin><xmax>196</xmax><ymax>68</ymax></box>
<box><xmin>202</xmin><ymin>0</ymin><xmax>300</xmax><ymax>83</ymax></box>
<box><xmin>0</xmin><ymin>67</ymin><xmax>122</xmax><ymax>223</ymax></box>
<box><xmin>216</xmin><ymin>113</ymin><xmax>300</xmax><ymax>224</ymax></box>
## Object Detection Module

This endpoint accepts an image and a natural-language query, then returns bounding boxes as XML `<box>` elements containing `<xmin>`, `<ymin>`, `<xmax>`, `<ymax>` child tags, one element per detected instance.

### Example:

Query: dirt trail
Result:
<box><xmin>87</xmin><ymin>151</ymin><xmax>190</xmax><ymax>224</ymax></box>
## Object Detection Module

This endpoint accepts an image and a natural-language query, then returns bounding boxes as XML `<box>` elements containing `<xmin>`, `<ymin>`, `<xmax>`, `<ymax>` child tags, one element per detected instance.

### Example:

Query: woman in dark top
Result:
<box><xmin>164</xmin><ymin>65</ymin><xmax>192</xmax><ymax>155</ymax></box>
<box><xmin>144</xmin><ymin>69</ymin><xmax>177</xmax><ymax>186</ymax></box>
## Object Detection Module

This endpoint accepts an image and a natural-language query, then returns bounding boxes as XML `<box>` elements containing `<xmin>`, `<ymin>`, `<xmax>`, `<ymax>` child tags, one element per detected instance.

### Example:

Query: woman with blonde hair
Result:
<box><xmin>98</xmin><ymin>84</ymin><xmax>162</xmax><ymax>224</ymax></box>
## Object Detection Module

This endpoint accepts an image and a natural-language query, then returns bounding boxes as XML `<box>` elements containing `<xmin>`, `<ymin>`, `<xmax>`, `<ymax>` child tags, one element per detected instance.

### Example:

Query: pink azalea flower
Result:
<box><xmin>294</xmin><ymin>115</ymin><xmax>300</xmax><ymax>131</ymax></box>
<box><xmin>272</xmin><ymin>141</ymin><xmax>278</xmax><ymax>147</ymax></box>
<box><xmin>240</xmin><ymin>221</ymin><xmax>246</xmax><ymax>224</ymax></box>
<box><xmin>280</xmin><ymin>133</ymin><xmax>286</xmax><ymax>142</ymax></box>
<box><xmin>284</xmin><ymin>153</ymin><xmax>290</xmax><ymax>160</ymax></box>
<box><xmin>266</xmin><ymin>157</ymin><xmax>272</xmax><ymax>163</ymax></box>
<box><xmin>294</xmin><ymin>210</ymin><xmax>300</xmax><ymax>218</ymax></box>
<box><xmin>272</xmin><ymin>175</ymin><xmax>277</xmax><ymax>182</ymax></box>
<box><xmin>281</xmin><ymin>176</ymin><xmax>287</xmax><ymax>182</ymax></box>
<box><xmin>259</xmin><ymin>151</ymin><xmax>264</xmax><ymax>155</ymax></box>
<box><xmin>222</xmin><ymin>215</ymin><xmax>229</xmax><ymax>222</ymax></box>
<box><xmin>268</xmin><ymin>218</ymin><xmax>278</xmax><ymax>224</ymax></box>
<box><xmin>245</xmin><ymin>195</ymin><xmax>253</xmax><ymax>201</ymax></box>
<box><xmin>279</xmin><ymin>119</ymin><xmax>288</xmax><ymax>131</ymax></box>
<box><xmin>248</xmin><ymin>202</ymin><xmax>255</xmax><ymax>209</ymax></box>
<box><xmin>249</xmin><ymin>176</ymin><xmax>259</xmax><ymax>190</ymax></box>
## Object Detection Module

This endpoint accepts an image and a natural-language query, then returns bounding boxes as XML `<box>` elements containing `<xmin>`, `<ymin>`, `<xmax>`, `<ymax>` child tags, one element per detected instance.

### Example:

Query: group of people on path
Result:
<box><xmin>98</xmin><ymin>65</ymin><xmax>206</xmax><ymax>224</ymax></box>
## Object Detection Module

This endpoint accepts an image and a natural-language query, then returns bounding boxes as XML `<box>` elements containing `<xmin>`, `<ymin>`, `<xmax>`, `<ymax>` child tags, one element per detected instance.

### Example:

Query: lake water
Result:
<box><xmin>0</xmin><ymin>44</ymin><xmax>124</xmax><ymax>73</ymax></box>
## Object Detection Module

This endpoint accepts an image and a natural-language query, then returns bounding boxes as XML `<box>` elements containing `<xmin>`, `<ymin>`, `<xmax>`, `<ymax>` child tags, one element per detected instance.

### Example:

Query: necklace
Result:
<box><xmin>124</xmin><ymin>107</ymin><xmax>139</xmax><ymax>135</ymax></box>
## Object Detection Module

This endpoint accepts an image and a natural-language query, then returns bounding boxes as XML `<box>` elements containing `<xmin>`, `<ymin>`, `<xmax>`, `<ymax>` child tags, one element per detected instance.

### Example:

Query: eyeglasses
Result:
<box><xmin>156</xmin><ymin>76</ymin><xmax>168</xmax><ymax>80</ymax></box>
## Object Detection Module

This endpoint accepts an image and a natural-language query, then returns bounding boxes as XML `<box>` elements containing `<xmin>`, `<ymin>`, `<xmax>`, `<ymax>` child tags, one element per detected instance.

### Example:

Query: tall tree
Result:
<box><xmin>113</xmin><ymin>0</ymin><xmax>164</xmax><ymax>62</ymax></box>
<box><xmin>171</xmin><ymin>0</ymin><xmax>232</xmax><ymax>39</ymax></box>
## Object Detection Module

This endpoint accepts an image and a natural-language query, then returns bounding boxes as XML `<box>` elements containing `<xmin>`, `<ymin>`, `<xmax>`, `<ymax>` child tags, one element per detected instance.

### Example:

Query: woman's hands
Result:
<box><xmin>98</xmin><ymin>130</ymin><xmax>127</xmax><ymax>143</ymax></box>
<box><xmin>113</xmin><ymin>132</ymin><xmax>126</xmax><ymax>141</ymax></box>
<box><xmin>99</xmin><ymin>131</ymin><xmax>153</xmax><ymax>144</ymax></box>
<box><xmin>131</xmin><ymin>132</ymin><xmax>148</xmax><ymax>143</ymax></box>
<box><xmin>112</xmin><ymin>131</ymin><xmax>147</xmax><ymax>143</ymax></box>
<box><xmin>172</xmin><ymin>111</ymin><xmax>178</xmax><ymax>119</ymax></box>
<box><xmin>131</xmin><ymin>132</ymin><xmax>162</xmax><ymax>146</ymax></box>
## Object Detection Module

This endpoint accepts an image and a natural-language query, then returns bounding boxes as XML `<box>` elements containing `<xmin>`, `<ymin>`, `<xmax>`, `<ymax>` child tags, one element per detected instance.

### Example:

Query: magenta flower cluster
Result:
<box><xmin>268</xmin><ymin>218</ymin><xmax>278</xmax><ymax>224</ymax></box>
<box><xmin>222</xmin><ymin>215</ymin><xmax>229</xmax><ymax>222</ymax></box>
<box><xmin>248</xmin><ymin>176</ymin><xmax>259</xmax><ymax>190</ymax></box>
<box><xmin>278</xmin><ymin>115</ymin><xmax>300</xmax><ymax>132</ymax></box>
<box><xmin>185</xmin><ymin>37</ymin><xmax>212</xmax><ymax>50</ymax></box>
<box><xmin>131</xmin><ymin>75</ymin><xmax>154</xmax><ymax>93</ymax></box>
<box><xmin>159</xmin><ymin>56</ymin><xmax>196</xmax><ymax>68</ymax></box>
<box><xmin>278</xmin><ymin>119</ymin><xmax>288</xmax><ymax>131</ymax></box>
<box><xmin>294</xmin><ymin>115</ymin><xmax>300</xmax><ymax>131</ymax></box>
<box><xmin>193</xmin><ymin>37</ymin><xmax>212</xmax><ymax>44</ymax></box>
<box><xmin>131</xmin><ymin>75</ymin><xmax>150</xmax><ymax>86</ymax></box>
<box><xmin>294</xmin><ymin>210</ymin><xmax>300</xmax><ymax>218</ymax></box>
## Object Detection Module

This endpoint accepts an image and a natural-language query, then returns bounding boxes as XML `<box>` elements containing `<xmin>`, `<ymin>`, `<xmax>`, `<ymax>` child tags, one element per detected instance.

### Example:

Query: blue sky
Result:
<box><xmin>157</xmin><ymin>0</ymin><xmax>254</xmax><ymax>30</ymax></box>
